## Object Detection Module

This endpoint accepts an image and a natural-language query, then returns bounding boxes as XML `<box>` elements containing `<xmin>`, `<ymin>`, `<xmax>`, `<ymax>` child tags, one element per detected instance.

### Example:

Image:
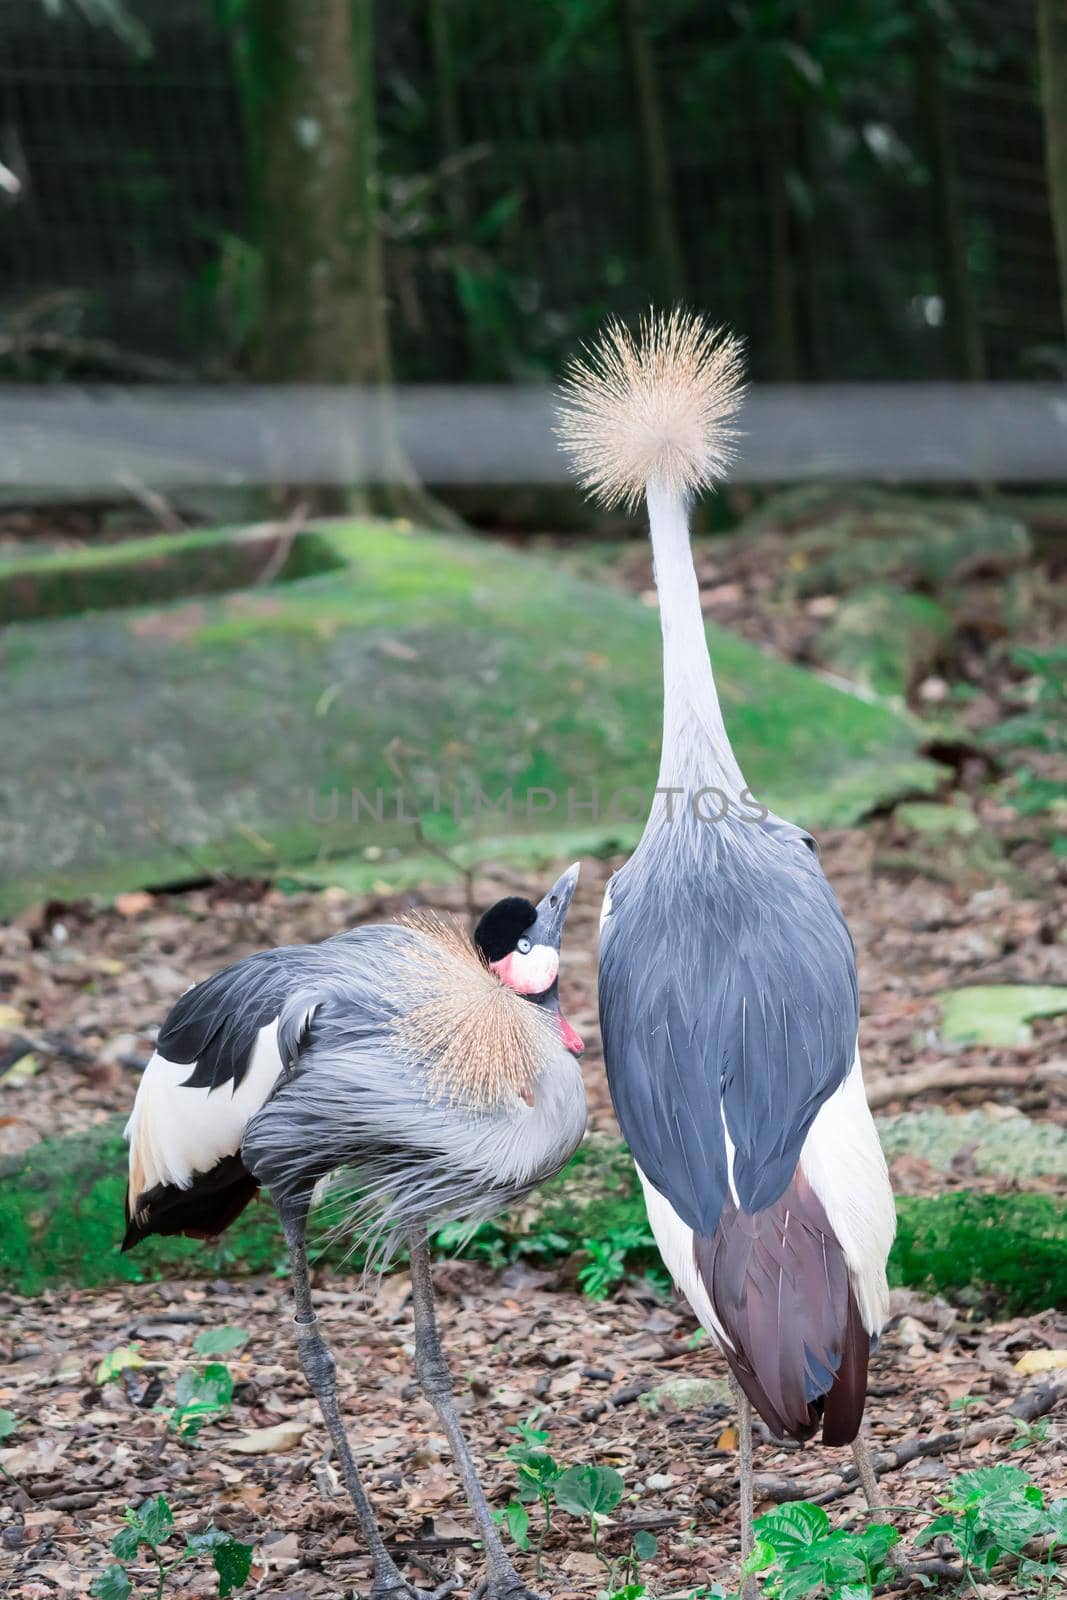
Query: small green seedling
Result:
<box><xmin>1010</xmin><ymin>1416</ymin><xmax>1051</xmax><ymax>1452</ymax></box>
<box><xmin>159</xmin><ymin>1363</ymin><xmax>235</xmax><ymax>1438</ymax></box>
<box><xmin>554</xmin><ymin>1463</ymin><xmax>626</xmax><ymax>1578</ymax></box>
<box><xmin>157</xmin><ymin>1325</ymin><xmax>247</xmax><ymax>1437</ymax></box>
<box><xmin>499</xmin><ymin>1415</ymin><xmax>561</xmax><ymax>1577</ymax></box>
<box><xmin>193</xmin><ymin>1326</ymin><xmax>250</xmax><ymax>1358</ymax></box>
<box><xmin>90</xmin><ymin>1495</ymin><xmax>252</xmax><ymax>1600</ymax></box>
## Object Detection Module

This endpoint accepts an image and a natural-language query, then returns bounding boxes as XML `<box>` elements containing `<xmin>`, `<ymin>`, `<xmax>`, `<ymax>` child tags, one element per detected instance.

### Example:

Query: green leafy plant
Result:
<box><xmin>90</xmin><ymin>1496</ymin><xmax>252</xmax><ymax>1600</ymax></box>
<box><xmin>1010</xmin><ymin>1417</ymin><xmax>1051</xmax><ymax>1452</ymax></box>
<box><xmin>155</xmin><ymin>1325</ymin><xmax>246</xmax><ymax>1437</ymax></box>
<box><xmin>744</xmin><ymin>1502</ymin><xmax>899</xmax><ymax>1600</ymax></box>
<box><xmin>915</xmin><ymin>1465</ymin><xmax>1057</xmax><ymax>1583</ymax></box>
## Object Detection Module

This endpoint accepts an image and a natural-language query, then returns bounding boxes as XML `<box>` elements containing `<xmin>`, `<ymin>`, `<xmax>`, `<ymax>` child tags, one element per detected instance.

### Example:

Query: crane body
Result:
<box><xmin>558</xmin><ymin>313</ymin><xmax>895</xmax><ymax>1571</ymax></box>
<box><xmin>122</xmin><ymin>868</ymin><xmax>585</xmax><ymax>1600</ymax></box>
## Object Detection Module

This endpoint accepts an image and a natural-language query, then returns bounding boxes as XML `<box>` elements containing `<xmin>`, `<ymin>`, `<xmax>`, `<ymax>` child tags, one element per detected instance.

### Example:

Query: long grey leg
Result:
<box><xmin>851</xmin><ymin>1432</ymin><xmax>883</xmax><ymax>1513</ymax></box>
<box><xmin>729</xmin><ymin>1375</ymin><xmax>758</xmax><ymax>1600</ymax></box>
<box><xmin>281</xmin><ymin>1211</ymin><xmax>416</xmax><ymax>1600</ymax></box>
<box><xmin>409</xmin><ymin>1229</ymin><xmax>537</xmax><ymax>1600</ymax></box>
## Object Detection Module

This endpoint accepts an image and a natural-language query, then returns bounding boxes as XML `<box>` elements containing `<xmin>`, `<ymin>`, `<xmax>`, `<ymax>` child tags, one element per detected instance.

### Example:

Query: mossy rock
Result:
<box><xmin>0</xmin><ymin>526</ymin><xmax>347</xmax><ymax>626</ymax></box>
<box><xmin>893</xmin><ymin>801</ymin><xmax>982</xmax><ymax>839</ymax></box>
<box><xmin>781</xmin><ymin>506</ymin><xmax>1030</xmax><ymax>599</ymax></box>
<box><xmin>0</xmin><ymin>518</ymin><xmax>941</xmax><ymax>915</ymax></box>
<box><xmin>3</xmin><ymin>1122</ymin><xmax>1065</xmax><ymax>1314</ymax></box>
<box><xmin>810</xmin><ymin>586</ymin><xmax>953</xmax><ymax>700</ymax></box>
<box><xmin>878</xmin><ymin>1108</ymin><xmax>1067</xmax><ymax>1180</ymax></box>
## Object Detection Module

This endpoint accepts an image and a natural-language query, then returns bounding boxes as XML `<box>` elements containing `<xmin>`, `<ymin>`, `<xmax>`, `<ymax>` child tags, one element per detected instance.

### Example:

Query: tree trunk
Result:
<box><xmin>913</xmin><ymin>2</ymin><xmax>984</xmax><ymax>379</ymax></box>
<box><xmin>621</xmin><ymin>0</ymin><xmax>685</xmax><ymax>304</ymax></box>
<box><xmin>1038</xmin><ymin>0</ymin><xmax>1067</xmax><ymax>344</ymax></box>
<box><xmin>233</xmin><ymin>0</ymin><xmax>460</xmax><ymax>525</ymax></box>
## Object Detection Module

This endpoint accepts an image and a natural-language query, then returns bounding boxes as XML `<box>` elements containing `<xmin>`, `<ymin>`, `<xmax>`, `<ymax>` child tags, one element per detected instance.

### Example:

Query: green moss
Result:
<box><xmin>890</xmin><ymin>1192</ymin><xmax>1067</xmax><ymax>1315</ymax></box>
<box><xmin>4</xmin><ymin>1125</ymin><xmax>1064</xmax><ymax>1315</ymax></box>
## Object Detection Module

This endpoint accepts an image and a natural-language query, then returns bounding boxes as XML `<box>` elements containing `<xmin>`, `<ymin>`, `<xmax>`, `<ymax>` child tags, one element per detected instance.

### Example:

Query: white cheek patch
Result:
<box><xmin>492</xmin><ymin>944</ymin><xmax>559</xmax><ymax>995</ymax></box>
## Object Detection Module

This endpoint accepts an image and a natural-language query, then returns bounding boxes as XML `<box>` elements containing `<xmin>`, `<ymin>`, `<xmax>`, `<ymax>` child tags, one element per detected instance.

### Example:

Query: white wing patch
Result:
<box><xmin>125</xmin><ymin>1020</ymin><xmax>284</xmax><ymax>1203</ymax></box>
<box><xmin>599</xmin><ymin>878</ymin><xmax>614</xmax><ymax>933</ymax></box>
<box><xmin>800</xmin><ymin>1048</ymin><xmax>895</xmax><ymax>1335</ymax></box>
<box><xmin>635</xmin><ymin>1162</ymin><xmax>731</xmax><ymax>1349</ymax></box>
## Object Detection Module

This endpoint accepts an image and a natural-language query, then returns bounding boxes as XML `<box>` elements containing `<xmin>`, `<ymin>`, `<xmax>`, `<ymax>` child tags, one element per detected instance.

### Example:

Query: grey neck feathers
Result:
<box><xmin>647</xmin><ymin>479</ymin><xmax>747</xmax><ymax>802</ymax></box>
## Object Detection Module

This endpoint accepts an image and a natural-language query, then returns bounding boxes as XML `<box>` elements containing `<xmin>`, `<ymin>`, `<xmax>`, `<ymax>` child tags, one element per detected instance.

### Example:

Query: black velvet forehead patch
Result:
<box><xmin>474</xmin><ymin>896</ymin><xmax>538</xmax><ymax>961</ymax></box>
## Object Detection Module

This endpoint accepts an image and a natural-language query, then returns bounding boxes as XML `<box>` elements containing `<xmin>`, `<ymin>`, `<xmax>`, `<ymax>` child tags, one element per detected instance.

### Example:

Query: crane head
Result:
<box><xmin>474</xmin><ymin>863</ymin><xmax>584</xmax><ymax>1055</ymax></box>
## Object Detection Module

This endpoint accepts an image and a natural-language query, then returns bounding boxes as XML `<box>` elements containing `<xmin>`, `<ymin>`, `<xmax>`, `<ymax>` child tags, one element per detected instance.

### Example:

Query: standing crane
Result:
<box><xmin>557</xmin><ymin>313</ymin><xmax>896</xmax><ymax>1580</ymax></box>
<box><xmin>121</xmin><ymin>868</ymin><xmax>586</xmax><ymax>1600</ymax></box>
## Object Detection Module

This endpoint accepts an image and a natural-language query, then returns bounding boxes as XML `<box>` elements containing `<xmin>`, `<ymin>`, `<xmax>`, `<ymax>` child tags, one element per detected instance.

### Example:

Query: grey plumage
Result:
<box><xmin>240</xmin><ymin>924</ymin><xmax>585</xmax><ymax>1264</ymax></box>
<box><xmin>143</xmin><ymin>920</ymin><xmax>585</xmax><ymax>1263</ymax></box>
<box><xmin>599</xmin><ymin>805</ymin><xmax>858</xmax><ymax>1237</ymax></box>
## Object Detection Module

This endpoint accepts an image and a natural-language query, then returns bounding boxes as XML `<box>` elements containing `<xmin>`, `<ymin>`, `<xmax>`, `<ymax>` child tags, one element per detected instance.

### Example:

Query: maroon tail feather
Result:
<box><xmin>693</xmin><ymin>1168</ymin><xmax>869</xmax><ymax>1445</ymax></box>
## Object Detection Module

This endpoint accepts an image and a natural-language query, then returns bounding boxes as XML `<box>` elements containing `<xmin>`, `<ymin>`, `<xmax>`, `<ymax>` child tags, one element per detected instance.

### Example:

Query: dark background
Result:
<box><xmin>1</xmin><ymin>0</ymin><xmax>1063</xmax><ymax>390</ymax></box>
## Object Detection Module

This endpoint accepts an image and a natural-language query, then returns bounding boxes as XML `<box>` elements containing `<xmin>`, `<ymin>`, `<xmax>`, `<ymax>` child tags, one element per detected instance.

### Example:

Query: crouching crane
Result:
<box><xmin>557</xmin><ymin>314</ymin><xmax>895</xmax><ymax>1580</ymax></box>
<box><xmin>122</xmin><ymin>868</ymin><xmax>586</xmax><ymax>1600</ymax></box>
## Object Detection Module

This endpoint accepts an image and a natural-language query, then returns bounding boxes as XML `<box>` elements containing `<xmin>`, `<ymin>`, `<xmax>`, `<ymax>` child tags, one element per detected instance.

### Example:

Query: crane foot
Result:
<box><xmin>469</xmin><ymin>1581</ymin><xmax>544</xmax><ymax>1600</ymax></box>
<box><xmin>371</xmin><ymin>1579</ymin><xmax>460</xmax><ymax>1600</ymax></box>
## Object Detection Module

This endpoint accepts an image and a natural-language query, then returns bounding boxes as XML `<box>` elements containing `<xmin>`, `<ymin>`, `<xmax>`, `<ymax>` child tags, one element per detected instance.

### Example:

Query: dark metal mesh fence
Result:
<box><xmin>0</xmin><ymin>0</ymin><xmax>1062</xmax><ymax>385</ymax></box>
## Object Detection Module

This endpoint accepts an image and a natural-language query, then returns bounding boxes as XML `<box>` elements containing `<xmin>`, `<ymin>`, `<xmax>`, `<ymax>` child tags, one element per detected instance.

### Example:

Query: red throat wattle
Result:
<box><xmin>556</xmin><ymin>1014</ymin><xmax>585</xmax><ymax>1056</ymax></box>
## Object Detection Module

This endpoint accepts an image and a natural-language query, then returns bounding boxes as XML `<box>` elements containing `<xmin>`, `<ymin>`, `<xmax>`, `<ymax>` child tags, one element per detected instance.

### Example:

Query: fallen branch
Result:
<box><xmin>865</xmin><ymin>1057</ymin><xmax>1066</xmax><ymax>1110</ymax></box>
<box><xmin>876</xmin><ymin>1558</ymin><xmax>964</xmax><ymax>1593</ymax></box>
<box><xmin>0</xmin><ymin>330</ymin><xmax>193</xmax><ymax>381</ymax></box>
<box><xmin>753</xmin><ymin>1378</ymin><xmax>1067</xmax><ymax>1507</ymax></box>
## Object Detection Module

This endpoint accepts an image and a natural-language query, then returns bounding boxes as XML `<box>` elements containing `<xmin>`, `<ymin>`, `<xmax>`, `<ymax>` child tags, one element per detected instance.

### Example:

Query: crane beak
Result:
<box><xmin>530</xmin><ymin>861</ymin><xmax>580</xmax><ymax>950</ymax></box>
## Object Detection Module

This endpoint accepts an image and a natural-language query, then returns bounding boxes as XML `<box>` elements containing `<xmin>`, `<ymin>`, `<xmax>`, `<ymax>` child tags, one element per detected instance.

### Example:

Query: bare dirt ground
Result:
<box><xmin>4</xmin><ymin>1259</ymin><xmax>1066</xmax><ymax>1599</ymax></box>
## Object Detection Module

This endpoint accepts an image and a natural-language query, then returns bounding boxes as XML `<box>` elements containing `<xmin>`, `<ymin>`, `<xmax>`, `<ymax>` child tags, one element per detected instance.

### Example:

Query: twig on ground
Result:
<box><xmin>113</xmin><ymin>472</ymin><xmax>187</xmax><ymax>534</ymax></box>
<box><xmin>865</xmin><ymin>1058</ymin><xmax>1066</xmax><ymax>1109</ymax></box>
<box><xmin>252</xmin><ymin>504</ymin><xmax>309</xmax><ymax>587</ymax></box>
<box><xmin>752</xmin><ymin>1378</ymin><xmax>1067</xmax><ymax>1507</ymax></box>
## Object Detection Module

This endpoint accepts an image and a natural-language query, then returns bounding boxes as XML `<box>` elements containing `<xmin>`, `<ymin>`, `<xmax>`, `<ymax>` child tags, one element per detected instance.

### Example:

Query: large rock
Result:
<box><xmin>0</xmin><ymin>519</ymin><xmax>941</xmax><ymax>913</ymax></box>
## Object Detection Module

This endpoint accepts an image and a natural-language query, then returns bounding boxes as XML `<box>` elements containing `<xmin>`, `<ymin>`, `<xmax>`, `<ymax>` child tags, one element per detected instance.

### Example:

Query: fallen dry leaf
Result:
<box><xmin>225</xmin><ymin>1419</ymin><xmax>311</xmax><ymax>1454</ymax></box>
<box><xmin>113</xmin><ymin>890</ymin><xmax>155</xmax><ymax>917</ymax></box>
<box><xmin>1014</xmin><ymin>1348</ymin><xmax>1067</xmax><ymax>1375</ymax></box>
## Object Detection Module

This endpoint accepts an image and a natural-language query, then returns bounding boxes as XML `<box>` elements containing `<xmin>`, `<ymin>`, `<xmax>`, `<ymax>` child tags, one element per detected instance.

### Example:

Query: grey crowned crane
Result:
<box><xmin>557</xmin><ymin>314</ymin><xmax>896</xmax><ymax>1577</ymax></box>
<box><xmin>121</xmin><ymin>868</ymin><xmax>586</xmax><ymax>1600</ymax></box>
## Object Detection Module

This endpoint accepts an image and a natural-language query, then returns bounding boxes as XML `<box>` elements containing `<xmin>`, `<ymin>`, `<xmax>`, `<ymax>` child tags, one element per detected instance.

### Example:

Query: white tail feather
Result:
<box><xmin>555</xmin><ymin>308</ymin><xmax>745</xmax><ymax>510</ymax></box>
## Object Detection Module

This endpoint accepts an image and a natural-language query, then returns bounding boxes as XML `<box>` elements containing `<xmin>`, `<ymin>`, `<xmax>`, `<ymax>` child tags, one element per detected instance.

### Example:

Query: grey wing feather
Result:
<box><xmin>155</xmin><ymin>927</ymin><xmax>374</xmax><ymax>1091</ymax></box>
<box><xmin>600</xmin><ymin>814</ymin><xmax>857</xmax><ymax>1235</ymax></box>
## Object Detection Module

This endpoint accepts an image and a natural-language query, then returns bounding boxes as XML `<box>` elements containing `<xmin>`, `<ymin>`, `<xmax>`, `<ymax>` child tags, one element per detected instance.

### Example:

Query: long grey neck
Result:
<box><xmin>647</xmin><ymin>479</ymin><xmax>746</xmax><ymax>801</ymax></box>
